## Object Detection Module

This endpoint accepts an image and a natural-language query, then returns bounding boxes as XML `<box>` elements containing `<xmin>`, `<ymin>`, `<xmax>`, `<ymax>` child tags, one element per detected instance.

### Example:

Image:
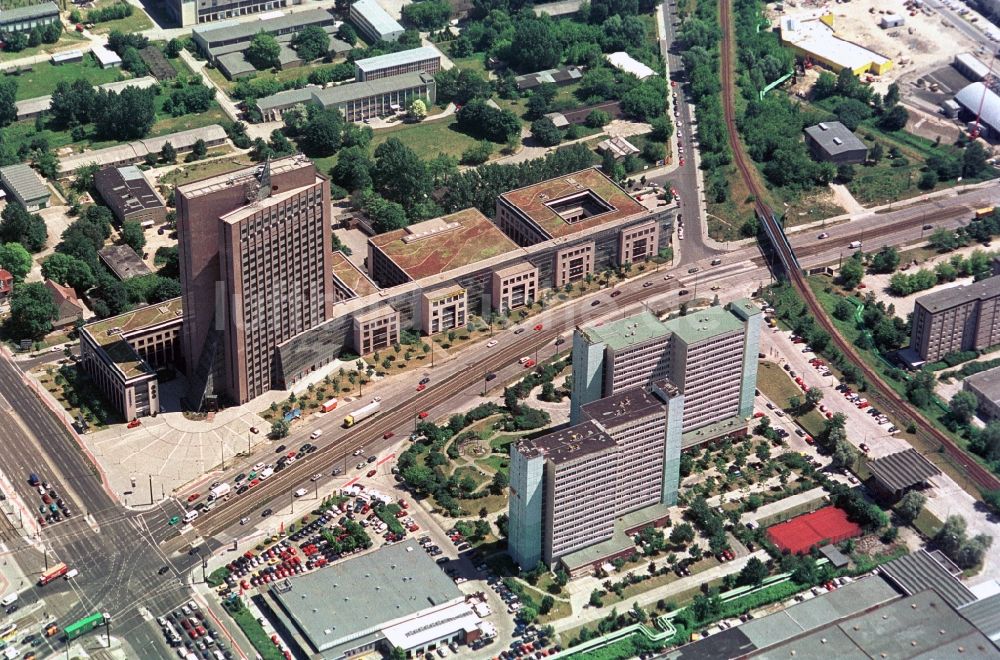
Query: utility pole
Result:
<box><xmin>221</xmin><ymin>440</ymin><xmax>226</xmax><ymax>470</ymax></box>
<box><xmin>148</xmin><ymin>475</ymin><xmax>153</xmax><ymax>505</ymax></box>
<box><xmin>104</xmin><ymin>615</ymin><xmax>111</xmax><ymax>648</ymax></box>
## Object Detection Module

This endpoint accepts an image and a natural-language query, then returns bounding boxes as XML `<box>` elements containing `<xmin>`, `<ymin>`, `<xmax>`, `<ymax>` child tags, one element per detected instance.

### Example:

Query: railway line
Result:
<box><xmin>717</xmin><ymin>0</ymin><xmax>1000</xmax><ymax>493</ymax></box>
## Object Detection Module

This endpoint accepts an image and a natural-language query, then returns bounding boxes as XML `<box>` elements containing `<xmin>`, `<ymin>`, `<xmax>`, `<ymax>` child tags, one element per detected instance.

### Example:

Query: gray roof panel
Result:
<box><xmin>0</xmin><ymin>164</ymin><xmax>49</xmax><ymax>203</ymax></box>
<box><xmin>867</xmin><ymin>448</ymin><xmax>942</xmax><ymax>492</ymax></box>
<box><xmin>960</xmin><ymin>593</ymin><xmax>1000</xmax><ymax>643</ymax></box>
<box><xmin>879</xmin><ymin>550</ymin><xmax>976</xmax><ymax>610</ymax></box>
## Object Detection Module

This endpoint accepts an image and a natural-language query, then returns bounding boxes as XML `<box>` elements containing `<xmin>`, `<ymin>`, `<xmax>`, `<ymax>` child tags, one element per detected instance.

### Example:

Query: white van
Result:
<box><xmin>310</xmin><ymin>429</ymin><xmax>323</xmax><ymax>440</ymax></box>
<box><xmin>848</xmin><ymin>240</ymin><xmax>862</xmax><ymax>249</ymax></box>
<box><xmin>64</xmin><ymin>569</ymin><xmax>79</xmax><ymax>580</ymax></box>
<box><xmin>260</xmin><ymin>467</ymin><xmax>274</xmax><ymax>480</ymax></box>
<box><xmin>183</xmin><ymin>510</ymin><xmax>200</xmax><ymax>523</ymax></box>
<box><xmin>0</xmin><ymin>593</ymin><xmax>16</xmax><ymax>607</ymax></box>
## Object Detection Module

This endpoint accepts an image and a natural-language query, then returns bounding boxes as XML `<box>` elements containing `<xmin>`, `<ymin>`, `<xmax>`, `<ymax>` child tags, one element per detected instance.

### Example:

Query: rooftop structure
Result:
<box><xmin>99</xmin><ymin>245</ymin><xmax>153</xmax><ymax>281</ymax></box>
<box><xmin>192</xmin><ymin>8</ymin><xmax>337</xmax><ymax>51</ymax></box>
<box><xmin>331</xmin><ymin>251</ymin><xmax>378</xmax><ymax>301</ymax></box>
<box><xmin>878</xmin><ymin>549</ymin><xmax>977</xmax><ymax>610</ymax></box>
<box><xmin>965</xmin><ymin>365</ymin><xmax>1000</xmax><ymax>421</ymax></box>
<box><xmin>604</xmin><ymin>51</ymin><xmax>656</xmax><ymax>79</ymax></box>
<box><xmin>58</xmin><ymin>125</ymin><xmax>227</xmax><ymax>175</ymax></box>
<box><xmin>349</xmin><ymin>0</ymin><xmax>405</xmax><ymax>42</ymax></box>
<box><xmin>954</xmin><ymin>53</ymin><xmax>991</xmax><ymax>81</ymax></box>
<box><xmin>94</xmin><ymin>165</ymin><xmax>167</xmax><ymax>226</ymax></box>
<box><xmin>912</xmin><ymin>272</ymin><xmax>1000</xmax><ymax>312</ymax></box>
<box><xmin>496</xmin><ymin>167</ymin><xmax>647</xmax><ymax>244</ymax></box>
<box><xmin>516</xmin><ymin>419</ymin><xmax>616</xmax><ymax>465</ymax></box>
<box><xmin>266</xmin><ymin>541</ymin><xmax>472</xmax><ymax>656</ymax></box>
<box><xmin>51</xmin><ymin>49</ymin><xmax>84</xmax><ymax>64</ymax></box>
<box><xmin>804</xmin><ymin>121</ymin><xmax>868</xmax><ymax>164</ymax></box>
<box><xmin>0</xmin><ymin>163</ymin><xmax>49</xmax><ymax>211</ymax></box>
<box><xmin>580</xmin><ymin>310</ymin><xmax>672</xmax><ymax>350</ymax></box>
<box><xmin>82</xmin><ymin>298</ymin><xmax>184</xmax><ymax>381</ymax></box>
<box><xmin>354</xmin><ymin>46</ymin><xmax>441</xmax><ymax>81</ymax></box>
<box><xmin>367</xmin><ymin>208</ymin><xmax>518</xmax><ymax>286</ymax></box>
<box><xmin>959</xmin><ymin>592</ymin><xmax>1000</xmax><ymax>645</ymax></box>
<box><xmin>779</xmin><ymin>13</ymin><xmax>892</xmax><ymax>75</ymax></box>
<box><xmin>597</xmin><ymin>136</ymin><xmax>640</xmax><ymax>160</ymax></box>
<box><xmin>515</xmin><ymin>65</ymin><xmax>584</xmax><ymax>90</ymax></box>
<box><xmin>866</xmin><ymin>448</ymin><xmax>941</xmax><ymax>499</ymax></box>
<box><xmin>91</xmin><ymin>42</ymin><xmax>122</xmax><ymax>68</ymax></box>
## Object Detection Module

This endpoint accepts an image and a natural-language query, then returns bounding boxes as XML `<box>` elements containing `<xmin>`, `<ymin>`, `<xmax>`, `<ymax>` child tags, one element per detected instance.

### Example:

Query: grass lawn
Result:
<box><xmin>911</xmin><ymin>506</ymin><xmax>945</xmax><ymax>538</ymax></box>
<box><xmin>157</xmin><ymin>154</ymin><xmax>256</xmax><ymax>189</ymax></box>
<box><xmin>756</xmin><ymin>361</ymin><xmax>826</xmax><ymax>437</ymax></box>
<box><xmin>87</xmin><ymin>1</ymin><xmax>155</xmax><ymax>34</ymax></box>
<box><xmin>452</xmin><ymin>465</ymin><xmax>488</xmax><ymax>489</ymax></box>
<box><xmin>9</xmin><ymin>55</ymin><xmax>124</xmax><ymax>100</ymax></box>
<box><xmin>0</xmin><ymin>31</ymin><xmax>88</xmax><ymax>63</ymax></box>
<box><xmin>370</xmin><ymin>116</ymin><xmax>486</xmax><ymax>161</ymax></box>
<box><xmin>150</xmin><ymin>102</ymin><xmax>230</xmax><ymax>136</ymax></box>
<box><xmin>450</xmin><ymin>54</ymin><xmax>487</xmax><ymax>73</ymax></box>
<box><xmin>477</xmin><ymin>454</ymin><xmax>509</xmax><ymax>475</ymax></box>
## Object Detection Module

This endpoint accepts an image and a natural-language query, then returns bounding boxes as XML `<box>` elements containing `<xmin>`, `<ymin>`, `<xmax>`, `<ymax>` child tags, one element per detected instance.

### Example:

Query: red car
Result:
<box><xmin>383</xmin><ymin>431</ymin><xmax>395</xmax><ymax>439</ymax></box>
<box><xmin>534</xmin><ymin>324</ymin><xmax>543</xmax><ymax>331</ymax></box>
<box><xmin>679</xmin><ymin>158</ymin><xmax>685</xmax><ymax>166</ymax></box>
<box><xmin>670</xmin><ymin>80</ymin><xmax>677</xmax><ymax>87</ymax></box>
<box><xmin>416</xmin><ymin>383</ymin><xmax>426</xmax><ymax>392</ymax></box>
<box><xmin>187</xmin><ymin>493</ymin><xmax>200</xmax><ymax>503</ymax></box>
<box><xmin>366</xmin><ymin>470</ymin><xmax>377</xmax><ymax>478</ymax></box>
<box><xmin>418</xmin><ymin>411</ymin><xmax>429</xmax><ymax>419</ymax></box>
<box><xmin>523</xmin><ymin>359</ymin><xmax>536</xmax><ymax>368</ymax></box>
<box><xmin>127</xmin><ymin>419</ymin><xmax>141</xmax><ymax>429</ymax></box>
<box><xmin>753</xmin><ymin>411</ymin><xmax>765</xmax><ymax>418</ymax></box>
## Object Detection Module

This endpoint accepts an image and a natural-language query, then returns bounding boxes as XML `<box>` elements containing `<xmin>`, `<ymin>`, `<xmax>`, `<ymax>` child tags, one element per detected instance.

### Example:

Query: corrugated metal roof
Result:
<box><xmin>91</xmin><ymin>43</ymin><xmax>121</xmax><ymax>66</ymax></box>
<box><xmin>350</xmin><ymin>0</ymin><xmax>404</xmax><ymax>37</ymax></box>
<box><xmin>960</xmin><ymin>593</ymin><xmax>1000</xmax><ymax>643</ymax></box>
<box><xmin>0</xmin><ymin>1</ymin><xmax>59</xmax><ymax>24</ymax></box>
<box><xmin>867</xmin><ymin>448</ymin><xmax>941</xmax><ymax>492</ymax></box>
<box><xmin>0</xmin><ymin>164</ymin><xmax>49</xmax><ymax>203</ymax></box>
<box><xmin>956</xmin><ymin>82</ymin><xmax>1000</xmax><ymax>133</ymax></box>
<box><xmin>879</xmin><ymin>550</ymin><xmax>976</xmax><ymax>610</ymax></box>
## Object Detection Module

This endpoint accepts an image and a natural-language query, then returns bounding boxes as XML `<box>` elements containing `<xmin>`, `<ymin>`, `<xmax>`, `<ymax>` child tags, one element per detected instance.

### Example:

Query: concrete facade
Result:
<box><xmin>354</xmin><ymin>46</ymin><xmax>441</xmax><ymax>81</ymax></box>
<box><xmin>420</xmin><ymin>284</ymin><xmax>467</xmax><ymax>335</ymax></box>
<box><xmin>352</xmin><ymin>306</ymin><xmax>400</xmax><ymax>355</ymax></box>
<box><xmin>909</xmin><ymin>273</ymin><xmax>1000</xmax><ymax>362</ymax></box>
<box><xmin>491</xmin><ymin>262</ymin><xmax>538</xmax><ymax>312</ymax></box>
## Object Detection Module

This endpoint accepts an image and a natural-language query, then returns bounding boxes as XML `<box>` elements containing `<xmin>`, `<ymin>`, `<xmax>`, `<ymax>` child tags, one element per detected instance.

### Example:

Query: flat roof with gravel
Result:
<box><xmin>667</xmin><ymin>304</ymin><xmax>746</xmax><ymax>345</ymax></box>
<box><xmin>580</xmin><ymin>310</ymin><xmax>670</xmax><ymax>350</ymax></box>
<box><xmin>965</xmin><ymin>365</ymin><xmax>1000</xmax><ymax>405</ymax></box>
<box><xmin>331</xmin><ymin>251</ymin><xmax>378</xmax><ymax>298</ymax></box>
<box><xmin>914</xmin><ymin>272</ymin><xmax>1000</xmax><ymax>312</ymax></box>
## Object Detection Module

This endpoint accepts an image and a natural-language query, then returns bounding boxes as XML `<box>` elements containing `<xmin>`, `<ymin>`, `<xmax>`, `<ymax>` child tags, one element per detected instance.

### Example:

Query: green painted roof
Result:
<box><xmin>581</xmin><ymin>310</ymin><xmax>670</xmax><ymax>350</ymax></box>
<box><xmin>665</xmin><ymin>304</ymin><xmax>745</xmax><ymax>345</ymax></box>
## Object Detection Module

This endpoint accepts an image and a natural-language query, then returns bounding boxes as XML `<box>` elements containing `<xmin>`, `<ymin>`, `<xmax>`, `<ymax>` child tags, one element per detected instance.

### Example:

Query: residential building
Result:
<box><xmin>94</xmin><ymin>165</ymin><xmax>167</xmax><ymax>227</ymax></box>
<box><xmin>420</xmin><ymin>284</ymin><xmax>467</xmax><ymax>335</ymax></box>
<box><xmin>0</xmin><ymin>164</ymin><xmax>49</xmax><ymax>211</ymax></box>
<box><xmin>514</xmin><ymin>65</ymin><xmax>583</xmax><ymax>91</ymax></box>
<box><xmin>571</xmin><ymin>301</ymin><xmax>761</xmax><ymax>443</ymax></box>
<box><xmin>58</xmin><ymin>125</ymin><xmax>228</xmax><ymax>176</ymax></box>
<box><xmin>165</xmin><ymin>0</ymin><xmax>302</xmax><ymax>27</ymax></box>
<box><xmin>177</xmin><ymin>156</ymin><xmax>333</xmax><ymax>409</ymax></box>
<box><xmin>79</xmin><ymin>298</ymin><xmax>183</xmax><ymax>421</ymax></box>
<box><xmin>509</xmin><ymin>382</ymin><xmax>683</xmax><ymax>570</ymax></box>
<box><xmin>491</xmin><ymin>262</ymin><xmax>538</xmax><ymax>313</ymax></box>
<box><xmin>366</xmin><ymin>209</ymin><xmax>518</xmax><ymax>288</ymax></box>
<box><xmin>256</xmin><ymin>72</ymin><xmax>437</xmax><ymax>122</ymax></box>
<box><xmin>908</xmin><ymin>273</ymin><xmax>1000</xmax><ymax>362</ymax></box>
<box><xmin>259</xmin><ymin>541</ymin><xmax>485</xmax><ymax>659</ymax></box>
<box><xmin>804</xmin><ymin>121</ymin><xmax>868</xmax><ymax>164</ymax></box>
<box><xmin>352</xmin><ymin>306</ymin><xmax>399</xmax><ymax>355</ymax></box>
<box><xmin>354</xmin><ymin>46</ymin><xmax>441</xmax><ymax>81</ymax></box>
<box><xmin>99</xmin><ymin>245</ymin><xmax>153</xmax><ymax>281</ymax></box>
<box><xmin>0</xmin><ymin>1</ymin><xmax>59</xmax><ymax>32</ymax></box>
<box><xmin>0</xmin><ymin>269</ymin><xmax>13</xmax><ymax>303</ymax></box>
<box><xmin>45</xmin><ymin>280</ymin><xmax>85</xmax><ymax>328</ymax></box>
<box><xmin>349</xmin><ymin>0</ymin><xmax>405</xmax><ymax>42</ymax></box>
<box><xmin>964</xmin><ymin>366</ymin><xmax>1000</xmax><ymax>421</ymax></box>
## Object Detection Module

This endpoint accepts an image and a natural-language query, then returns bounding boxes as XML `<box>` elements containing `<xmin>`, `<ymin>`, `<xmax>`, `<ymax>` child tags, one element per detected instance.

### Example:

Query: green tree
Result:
<box><xmin>95</xmin><ymin>86</ymin><xmax>155</xmax><ymax>140</ymax></box>
<box><xmin>270</xmin><ymin>419</ymin><xmax>290</xmax><ymax>439</ymax></box>
<box><xmin>401</xmin><ymin>0</ymin><xmax>451</xmax><ymax>29</ymax></box>
<box><xmin>878</xmin><ymin>104</ymin><xmax>909</xmax><ymax>131</ymax></box>
<box><xmin>407</xmin><ymin>98</ymin><xmax>428</xmax><ymax>121</ymax></box>
<box><xmin>918</xmin><ymin>169</ymin><xmax>939</xmax><ymax>191</ymax></box>
<box><xmin>7</xmin><ymin>282</ymin><xmax>56</xmax><ymax>340</ymax></box>
<box><xmin>388</xmin><ymin>647</ymin><xmax>406</xmax><ymax>660</ymax></box>
<box><xmin>669</xmin><ymin>523</ymin><xmax>694</xmax><ymax>546</ymax></box>
<box><xmin>948</xmin><ymin>390</ymin><xmax>978</xmax><ymax>426</ymax></box>
<box><xmin>589</xmin><ymin>589</ymin><xmax>604</xmax><ymax>607</ymax></box>
<box><xmin>869</xmin><ymin>246</ymin><xmax>900</xmax><ymax>273</ymax></box>
<box><xmin>0</xmin><ymin>203</ymin><xmax>47</xmax><ymax>253</ymax></box>
<box><xmin>896</xmin><ymin>490</ymin><xmax>926</xmax><ymax>524</ymax></box>
<box><xmin>935</xmin><ymin>514</ymin><xmax>967</xmax><ymax>556</ymax></box>
<box><xmin>331</xmin><ymin>146</ymin><xmax>373</xmax><ymax>191</ymax></box>
<box><xmin>586</xmin><ymin>109</ymin><xmax>612</xmax><ymax>128</ymax></box>
<box><xmin>372</xmin><ymin>138</ymin><xmax>430</xmax><ymax>211</ymax></box>
<box><xmin>301</xmin><ymin>107</ymin><xmax>345</xmax><ymax>156</ymax></box>
<box><xmin>531</xmin><ymin>117</ymin><xmax>562</xmax><ymax>147</ymax></box>
<box><xmin>120</xmin><ymin>221</ymin><xmax>146</xmax><ymax>254</ymax></box>
<box><xmin>804</xmin><ymin>387</ymin><xmax>823</xmax><ymax>410</ymax></box>
<box><xmin>507</xmin><ymin>17</ymin><xmax>562</xmax><ymax>71</ymax></box>
<box><xmin>737</xmin><ymin>556</ymin><xmax>768</xmax><ymax>586</ymax></box>
<box><xmin>41</xmin><ymin>253</ymin><xmax>95</xmax><ymax>292</ymax></box>
<box><xmin>836</xmin><ymin>163</ymin><xmax>855</xmax><ymax>183</ymax></box>
<box><xmin>337</xmin><ymin>23</ymin><xmax>357</xmax><ymax>45</ymax></box>
<box><xmin>621</xmin><ymin>78</ymin><xmax>668</xmax><ymax>122</ymax></box>
<box><xmin>0</xmin><ymin>242</ymin><xmax>32</xmax><ymax>281</ymax></box>
<box><xmin>161</xmin><ymin>141</ymin><xmax>177</xmax><ymax>163</ymax></box>
<box><xmin>0</xmin><ymin>77</ymin><xmax>19</xmax><ymax>127</ymax></box>
<box><xmin>839</xmin><ymin>254</ymin><xmax>864</xmax><ymax>289</ymax></box>
<box><xmin>247</xmin><ymin>32</ymin><xmax>281</xmax><ymax>69</ymax></box>
<box><xmin>962</xmin><ymin>141</ymin><xmax>990</xmax><ymax>178</ymax></box>
<box><xmin>291</xmin><ymin>25</ymin><xmax>330</xmax><ymax>61</ymax></box>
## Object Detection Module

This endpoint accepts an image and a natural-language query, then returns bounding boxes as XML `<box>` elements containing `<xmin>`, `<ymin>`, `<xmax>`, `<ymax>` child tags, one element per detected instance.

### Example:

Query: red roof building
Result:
<box><xmin>0</xmin><ymin>269</ymin><xmax>12</xmax><ymax>302</ymax></box>
<box><xmin>45</xmin><ymin>279</ymin><xmax>84</xmax><ymax>327</ymax></box>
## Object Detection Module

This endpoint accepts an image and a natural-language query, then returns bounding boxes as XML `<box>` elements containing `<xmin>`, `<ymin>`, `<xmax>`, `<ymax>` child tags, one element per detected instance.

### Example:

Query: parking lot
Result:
<box><xmin>156</xmin><ymin>598</ymin><xmax>237</xmax><ymax>660</ymax></box>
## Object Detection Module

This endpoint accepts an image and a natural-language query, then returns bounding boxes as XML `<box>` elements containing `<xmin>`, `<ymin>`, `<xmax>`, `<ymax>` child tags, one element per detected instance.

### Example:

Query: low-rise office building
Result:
<box><xmin>352</xmin><ymin>305</ymin><xmax>400</xmax><ymax>355</ymax></box>
<box><xmin>491</xmin><ymin>262</ymin><xmax>538</xmax><ymax>313</ymax></box>
<box><xmin>94</xmin><ymin>165</ymin><xmax>167</xmax><ymax>226</ymax></box>
<box><xmin>0</xmin><ymin>163</ymin><xmax>49</xmax><ymax>211</ymax></box>
<box><xmin>79</xmin><ymin>298</ymin><xmax>184</xmax><ymax>421</ymax></box>
<box><xmin>804</xmin><ymin>121</ymin><xmax>868</xmax><ymax>164</ymax></box>
<box><xmin>165</xmin><ymin>0</ymin><xmax>299</xmax><ymax>27</ymax></box>
<box><xmin>0</xmin><ymin>1</ymin><xmax>59</xmax><ymax>32</ymax></box>
<box><xmin>256</xmin><ymin>72</ymin><xmax>436</xmax><ymax>122</ymax></box>
<box><xmin>192</xmin><ymin>9</ymin><xmax>335</xmax><ymax>56</ymax></box>
<box><xmin>99</xmin><ymin>245</ymin><xmax>153</xmax><ymax>281</ymax></box>
<box><xmin>354</xmin><ymin>46</ymin><xmax>441</xmax><ymax>81</ymax></box>
<box><xmin>58</xmin><ymin>125</ymin><xmax>228</xmax><ymax>176</ymax></box>
<box><xmin>420</xmin><ymin>284</ymin><xmax>467</xmax><ymax>335</ymax></box>
<box><xmin>965</xmin><ymin>366</ymin><xmax>1000</xmax><ymax>421</ymax></box>
<box><xmin>908</xmin><ymin>273</ymin><xmax>1000</xmax><ymax>362</ymax></box>
<box><xmin>349</xmin><ymin>0</ymin><xmax>405</xmax><ymax>42</ymax></box>
<box><xmin>261</xmin><ymin>541</ymin><xmax>484</xmax><ymax>659</ymax></box>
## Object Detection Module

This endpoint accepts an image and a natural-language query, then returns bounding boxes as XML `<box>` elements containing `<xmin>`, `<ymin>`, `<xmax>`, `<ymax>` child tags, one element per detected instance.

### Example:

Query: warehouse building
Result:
<box><xmin>780</xmin><ymin>13</ymin><xmax>893</xmax><ymax>75</ymax></box>
<box><xmin>261</xmin><ymin>542</ymin><xmax>485</xmax><ymax>658</ymax></box>
<box><xmin>94</xmin><ymin>165</ymin><xmax>167</xmax><ymax>227</ymax></box>
<box><xmin>804</xmin><ymin>121</ymin><xmax>867</xmax><ymax>164</ymax></box>
<box><xmin>0</xmin><ymin>164</ymin><xmax>50</xmax><ymax>211</ymax></box>
<box><xmin>965</xmin><ymin>366</ymin><xmax>1000</xmax><ymax>421</ymax></box>
<box><xmin>257</xmin><ymin>72</ymin><xmax>436</xmax><ymax>122</ymax></box>
<box><xmin>0</xmin><ymin>1</ymin><xmax>59</xmax><ymax>32</ymax></box>
<box><xmin>604</xmin><ymin>51</ymin><xmax>656</xmax><ymax>79</ymax></box>
<box><xmin>58</xmin><ymin>125</ymin><xmax>228</xmax><ymax>175</ymax></box>
<box><xmin>349</xmin><ymin>0</ymin><xmax>405</xmax><ymax>42</ymax></box>
<box><xmin>191</xmin><ymin>9</ymin><xmax>338</xmax><ymax>63</ymax></box>
<box><xmin>515</xmin><ymin>65</ymin><xmax>584</xmax><ymax>91</ymax></box>
<box><xmin>99</xmin><ymin>245</ymin><xmax>153</xmax><ymax>281</ymax></box>
<box><xmin>866</xmin><ymin>448</ymin><xmax>941</xmax><ymax>501</ymax></box>
<box><xmin>91</xmin><ymin>42</ymin><xmax>122</xmax><ymax>69</ymax></box>
<box><xmin>80</xmin><ymin>298</ymin><xmax>184</xmax><ymax>421</ymax></box>
<box><xmin>955</xmin><ymin>82</ymin><xmax>1000</xmax><ymax>138</ymax></box>
<box><xmin>953</xmin><ymin>53</ymin><xmax>991</xmax><ymax>82</ymax></box>
<box><xmin>354</xmin><ymin>46</ymin><xmax>441</xmax><ymax>81</ymax></box>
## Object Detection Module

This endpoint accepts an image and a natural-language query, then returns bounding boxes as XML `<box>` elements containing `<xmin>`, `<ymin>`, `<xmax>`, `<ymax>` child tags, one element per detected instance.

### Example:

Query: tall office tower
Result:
<box><xmin>509</xmin><ymin>383</ymin><xmax>683</xmax><ymax>570</ymax></box>
<box><xmin>571</xmin><ymin>300</ymin><xmax>761</xmax><ymax>438</ymax></box>
<box><xmin>177</xmin><ymin>156</ymin><xmax>333</xmax><ymax>408</ymax></box>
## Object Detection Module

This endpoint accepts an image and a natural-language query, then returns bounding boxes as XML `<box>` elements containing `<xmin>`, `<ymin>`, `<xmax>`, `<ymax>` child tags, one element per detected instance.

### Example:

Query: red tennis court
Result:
<box><xmin>767</xmin><ymin>506</ymin><xmax>861</xmax><ymax>555</ymax></box>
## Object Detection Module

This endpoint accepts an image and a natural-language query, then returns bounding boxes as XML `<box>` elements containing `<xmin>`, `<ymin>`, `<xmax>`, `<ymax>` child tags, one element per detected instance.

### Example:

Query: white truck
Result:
<box><xmin>344</xmin><ymin>401</ymin><xmax>381</xmax><ymax>427</ymax></box>
<box><xmin>209</xmin><ymin>483</ymin><xmax>231</xmax><ymax>500</ymax></box>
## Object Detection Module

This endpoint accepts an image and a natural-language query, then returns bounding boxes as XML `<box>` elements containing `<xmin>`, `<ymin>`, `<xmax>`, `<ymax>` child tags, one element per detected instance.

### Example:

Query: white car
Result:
<box><xmin>253</xmin><ymin>463</ymin><xmax>265</xmax><ymax>472</ymax></box>
<box><xmin>294</xmin><ymin>488</ymin><xmax>308</xmax><ymax>497</ymax></box>
<box><xmin>310</xmin><ymin>473</ymin><xmax>323</xmax><ymax>481</ymax></box>
<box><xmin>486</xmin><ymin>340</ymin><xmax>498</xmax><ymax>348</ymax></box>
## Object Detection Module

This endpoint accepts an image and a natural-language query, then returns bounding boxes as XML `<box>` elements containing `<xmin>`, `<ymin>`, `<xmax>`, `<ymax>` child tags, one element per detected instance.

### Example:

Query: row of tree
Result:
<box><xmin>0</xmin><ymin>21</ymin><xmax>62</xmax><ymax>53</ymax></box>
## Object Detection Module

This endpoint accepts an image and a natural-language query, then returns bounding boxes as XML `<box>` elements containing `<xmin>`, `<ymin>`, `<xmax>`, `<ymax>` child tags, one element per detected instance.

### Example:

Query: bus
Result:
<box><xmin>64</xmin><ymin>612</ymin><xmax>109</xmax><ymax>641</ymax></box>
<box><xmin>38</xmin><ymin>563</ymin><xmax>68</xmax><ymax>585</ymax></box>
<box><xmin>975</xmin><ymin>206</ymin><xmax>995</xmax><ymax>218</ymax></box>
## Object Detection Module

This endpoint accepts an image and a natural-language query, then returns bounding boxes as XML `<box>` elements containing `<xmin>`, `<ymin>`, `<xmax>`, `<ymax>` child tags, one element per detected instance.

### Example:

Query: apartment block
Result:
<box><xmin>571</xmin><ymin>301</ymin><xmax>761</xmax><ymax>443</ymax></box>
<box><xmin>177</xmin><ymin>156</ymin><xmax>333</xmax><ymax>409</ymax></box>
<box><xmin>421</xmin><ymin>285</ymin><xmax>467</xmax><ymax>335</ymax></box>
<box><xmin>491</xmin><ymin>262</ymin><xmax>538</xmax><ymax>312</ymax></box>
<box><xmin>909</xmin><ymin>274</ymin><xmax>1000</xmax><ymax>362</ymax></box>
<box><xmin>79</xmin><ymin>298</ymin><xmax>184</xmax><ymax>421</ymax></box>
<box><xmin>509</xmin><ymin>383</ymin><xmax>683</xmax><ymax>570</ymax></box>
<box><xmin>354</xmin><ymin>46</ymin><xmax>441</xmax><ymax>81</ymax></box>
<box><xmin>352</xmin><ymin>306</ymin><xmax>400</xmax><ymax>355</ymax></box>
